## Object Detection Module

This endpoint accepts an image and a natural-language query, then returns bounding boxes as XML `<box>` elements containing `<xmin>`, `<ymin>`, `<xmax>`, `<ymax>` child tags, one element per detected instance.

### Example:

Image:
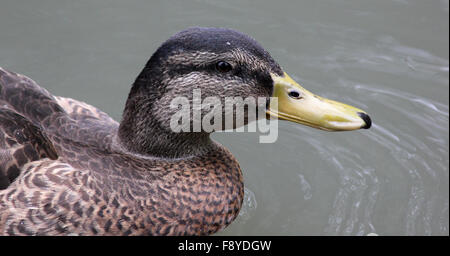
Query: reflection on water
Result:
<box><xmin>236</xmin><ymin>188</ymin><xmax>258</xmax><ymax>223</ymax></box>
<box><xmin>0</xmin><ymin>0</ymin><xmax>448</xmax><ymax>235</ymax></box>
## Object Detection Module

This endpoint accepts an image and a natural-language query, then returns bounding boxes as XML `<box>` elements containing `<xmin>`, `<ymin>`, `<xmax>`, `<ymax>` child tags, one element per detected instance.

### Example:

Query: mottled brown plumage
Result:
<box><xmin>0</xmin><ymin>27</ymin><xmax>283</xmax><ymax>235</ymax></box>
<box><xmin>0</xmin><ymin>67</ymin><xmax>245</xmax><ymax>235</ymax></box>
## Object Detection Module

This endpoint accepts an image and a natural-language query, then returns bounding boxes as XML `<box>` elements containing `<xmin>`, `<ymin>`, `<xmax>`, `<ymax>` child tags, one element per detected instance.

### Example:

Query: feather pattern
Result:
<box><xmin>0</xmin><ymin>67</ymin><xmax>244</xmax><ymax>235</ymax></box>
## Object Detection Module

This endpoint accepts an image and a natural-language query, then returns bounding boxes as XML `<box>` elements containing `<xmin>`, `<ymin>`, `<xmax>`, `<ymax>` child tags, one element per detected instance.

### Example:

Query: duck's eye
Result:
<box><xmin>288</xmin><ymin>90</ymin><xmax>302</xmax><ymax>99</ymax></box>
<box><xmin>216</xmin><ymin>61</ymin><xmax>232</xmax><ymax>73</ymax></box>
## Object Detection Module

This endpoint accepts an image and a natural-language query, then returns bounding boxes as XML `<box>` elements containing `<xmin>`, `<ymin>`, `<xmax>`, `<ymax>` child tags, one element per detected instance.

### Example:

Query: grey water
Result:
<box><xmin>0</xmin><ymin>0</ymin><xmax>448</xmax><ymax>235</ymax></box>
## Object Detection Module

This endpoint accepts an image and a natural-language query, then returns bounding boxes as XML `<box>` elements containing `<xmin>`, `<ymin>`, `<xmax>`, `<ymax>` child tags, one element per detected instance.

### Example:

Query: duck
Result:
<box><xmin>0</xmin><ymin>27</ymin><xmax>371</xmax><ymax>236</ymax></box>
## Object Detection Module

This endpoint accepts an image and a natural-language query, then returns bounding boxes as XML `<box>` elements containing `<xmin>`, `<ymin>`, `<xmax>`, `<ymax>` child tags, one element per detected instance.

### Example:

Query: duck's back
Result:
<box><xmin>1</xmin><ymin>67</ymin><xmax>118</xmax><ymax>145</ymax></box>
<box><xmin>0</xmin><ymin>67</ymin><xmax>118</xmax><ymax>168</ymax></box>
<box><xmin>0</xmin><ymin>68</ymin><xmax>122</xmax><ymax>232</ymax></box>
<box><xmin>0</xmin><ymin>68</ymin><xmax>104</xmax><ymax>233</ymax></box>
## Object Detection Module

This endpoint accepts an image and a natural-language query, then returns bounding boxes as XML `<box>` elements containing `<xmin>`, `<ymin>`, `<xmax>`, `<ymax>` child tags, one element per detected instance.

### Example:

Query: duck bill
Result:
<box><xmin>267</xmin><ymin>72</ymin><xmax>371</xmax><ymax>131</ymax></box>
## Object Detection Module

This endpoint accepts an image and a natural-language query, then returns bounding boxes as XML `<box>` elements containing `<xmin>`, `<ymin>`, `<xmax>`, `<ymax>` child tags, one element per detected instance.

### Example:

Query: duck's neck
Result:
<box><xmin>118</xmin><ymin>127</ymin><xmax>213</xmax><ymax>159</ymax></box>
<box><xmin>117</xmin><ymin>88</ymin><xmax>214</xmax><ymax>159</ymax></box>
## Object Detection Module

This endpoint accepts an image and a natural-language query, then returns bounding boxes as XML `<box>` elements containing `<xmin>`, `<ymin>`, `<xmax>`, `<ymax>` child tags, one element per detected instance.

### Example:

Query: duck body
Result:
<box><xmin>0</xmin><ymin>27</ymin><xmax>371</xmax><ymax>236</ymax></box>
<box><xmin>0</xmin><ymin>67</ymin><xmax>243</xmax><ymax>235</ymax></box>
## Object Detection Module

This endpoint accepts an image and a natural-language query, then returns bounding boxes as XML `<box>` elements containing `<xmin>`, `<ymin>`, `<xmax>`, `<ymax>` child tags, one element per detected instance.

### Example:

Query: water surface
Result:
<box><xmin>0</xmin><ymin>0</ymin><xmax>448</xmax><ymax>235</ymax></box>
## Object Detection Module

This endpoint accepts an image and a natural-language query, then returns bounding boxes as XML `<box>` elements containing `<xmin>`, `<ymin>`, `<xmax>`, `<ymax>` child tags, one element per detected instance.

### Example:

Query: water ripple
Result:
<box><xmin>298</xmin><ymin>50</ymin><xmax>448</xmax><ymax>234</ymax></box>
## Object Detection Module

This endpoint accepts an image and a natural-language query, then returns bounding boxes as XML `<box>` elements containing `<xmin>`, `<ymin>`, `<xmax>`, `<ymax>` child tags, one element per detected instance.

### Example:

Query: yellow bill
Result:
<box><xmin>267</xmin><ymin>72</ymin><xmax>371</xmax><ymax>131</ymax></box>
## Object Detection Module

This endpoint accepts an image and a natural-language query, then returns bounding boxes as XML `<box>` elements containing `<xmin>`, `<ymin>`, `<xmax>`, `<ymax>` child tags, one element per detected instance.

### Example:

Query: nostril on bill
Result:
<box><xmin>357</xmin><ymin>112</ymin><xmax>372</xmax><ymax>129</ymax></box>
<box><xmin>288</xmin><ymin>90</ymin><xmax>301</xmax><ymax>99</ymax></box>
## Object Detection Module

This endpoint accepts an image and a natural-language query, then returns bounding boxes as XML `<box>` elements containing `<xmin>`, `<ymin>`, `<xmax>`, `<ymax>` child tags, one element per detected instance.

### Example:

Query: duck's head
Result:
<box><xmin>119</xmin><ymin>27</ymin><xmax>371</xmax><ymax>157</ymax></box>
